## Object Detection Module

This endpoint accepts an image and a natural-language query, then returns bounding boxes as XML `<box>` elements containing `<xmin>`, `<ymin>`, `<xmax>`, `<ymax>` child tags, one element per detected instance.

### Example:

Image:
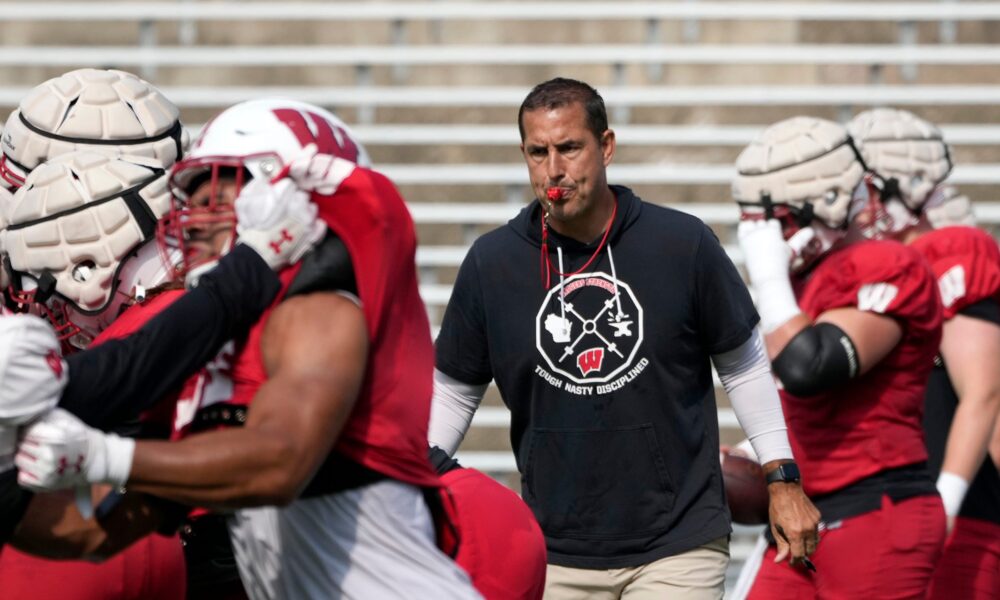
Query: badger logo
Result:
<box><xmin>536</xmin><ymin>272</ymin><xmax>644</xmax><ymax>384</ymax></box>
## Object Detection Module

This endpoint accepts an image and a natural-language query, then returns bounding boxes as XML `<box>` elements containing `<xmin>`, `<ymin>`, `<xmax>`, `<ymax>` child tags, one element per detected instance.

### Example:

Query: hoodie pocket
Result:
<box><xmin>523</xmin><ymin>424</ymin><xmax>676</xmax><ymax>540</ymax></box>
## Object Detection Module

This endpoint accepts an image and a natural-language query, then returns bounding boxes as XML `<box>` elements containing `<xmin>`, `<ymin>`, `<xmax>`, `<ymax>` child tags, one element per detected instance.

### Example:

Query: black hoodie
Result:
<box><xmin>436</xmin><ymin>185</ymin><xmax>759</xmax><ymax>568</ymax></box>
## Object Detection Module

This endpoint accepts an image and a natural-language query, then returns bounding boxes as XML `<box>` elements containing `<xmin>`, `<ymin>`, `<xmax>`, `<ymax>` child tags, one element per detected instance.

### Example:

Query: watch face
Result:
<box><xmin>768</xmin><ymin>463</ymin><xmax>800</xmax><ymax>484</ymax></box>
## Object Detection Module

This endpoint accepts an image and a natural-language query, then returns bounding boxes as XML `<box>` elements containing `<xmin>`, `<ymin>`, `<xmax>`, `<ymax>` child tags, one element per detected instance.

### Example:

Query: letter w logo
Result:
<box><xmin>857</xmin><ymin>282</ymin><xmax>899</xmax><ymax>314</ymax></box>
<box><xmin>577</xmin><ymin>348</ymin><xmax>605</xmax><ymax>376</ymax></box>
<box><xmin>272</xmin><ymin>108</ymin><xmax>360</xmax><ymax>163</ymax></box>
<box><xmin>938</xmin><ymin>265</ymin><xmax>966</xmax><ymax>309</ymax></box>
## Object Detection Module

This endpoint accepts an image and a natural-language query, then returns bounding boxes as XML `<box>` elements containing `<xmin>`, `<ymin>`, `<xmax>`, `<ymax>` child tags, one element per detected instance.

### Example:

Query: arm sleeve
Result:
<box><xmin>713</xmin><ymin>329</ymin><xmax>794</xmax><ymax>465</ymax></box>
<box><xmin>695</xmin><ymin>225</ymin><xmax>761</xmax><ymax>354</ymax></box>
<box><xmin>59</xmin><ymin>245</ymin><xmax>281</xmax><ymax>429</ymax></box>
<box><xmin>428</xmin><ymin>368</ymin><xmax>488</xmax><ymax>456</ymax></box>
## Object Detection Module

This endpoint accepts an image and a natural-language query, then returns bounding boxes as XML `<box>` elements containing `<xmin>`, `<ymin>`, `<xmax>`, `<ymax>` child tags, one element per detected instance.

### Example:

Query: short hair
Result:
<box><xmin>518</xmin><ymin>78</ymin><xmax>609</xmax><ymax>142</ymax></box>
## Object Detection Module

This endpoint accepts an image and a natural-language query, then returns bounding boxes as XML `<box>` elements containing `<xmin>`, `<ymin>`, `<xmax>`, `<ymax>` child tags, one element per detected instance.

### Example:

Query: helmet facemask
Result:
<box><xmin>160</xmin><ymin>154</ymin><xmax>283</xmax><ymax>277</ymax></box>
<box><xmin>734</xmin><ymin>117</ymin><xmax>874</xmax><ymax>273</ymax></box>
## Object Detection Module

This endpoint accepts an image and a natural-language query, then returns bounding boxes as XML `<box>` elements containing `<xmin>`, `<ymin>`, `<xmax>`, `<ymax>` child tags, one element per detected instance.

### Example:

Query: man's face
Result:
<box><xmin>182</xmin><ymin>176</ymin><xmax>239</xmax><ymax>266</ymax></box>
<box><xmin>520</xmin><ymin>102</ymin><xmax>615</xmax><ymax>228</ymax></box>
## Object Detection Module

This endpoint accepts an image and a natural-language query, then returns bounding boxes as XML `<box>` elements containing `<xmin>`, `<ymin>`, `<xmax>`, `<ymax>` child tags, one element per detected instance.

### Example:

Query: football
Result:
<box><xmin>722</xmin><ymin>451</ymin><xmax>770</xmax><ymax>525</ymax></box>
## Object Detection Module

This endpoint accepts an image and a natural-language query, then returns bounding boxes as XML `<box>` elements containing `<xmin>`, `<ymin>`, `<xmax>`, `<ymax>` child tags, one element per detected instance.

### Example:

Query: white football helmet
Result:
<box><xmin>0</xmin><ymin>68</ymin><xmax>188</xmax><ymax>190</ymax></box>
<box><xmin>734</xmin><ymin>116</ymin><xmax>868</xmax><ymax>229</ymax></box>
<box><xmin>848</xmin><ymin>108</ymin><xmax>953</xmax><ymax>227</ymax></box>
<box><xmin>161</xmin><ymin>98</ymin><xmax>368</xmax><ymax>275</ymax></box>
<box><xmin>925</xmin><ymin>185</ymin><xmax>976</xmax><ymax>228</ymax></box>
<box><xmin>3</xmin><ymin>150</ymin><xmax>175</xmax><ymax>348</ymax></box>
<box><xmin>733</xmin><ymin>116</ymin><xmax>871</xmax><ymax>271</ymax></box>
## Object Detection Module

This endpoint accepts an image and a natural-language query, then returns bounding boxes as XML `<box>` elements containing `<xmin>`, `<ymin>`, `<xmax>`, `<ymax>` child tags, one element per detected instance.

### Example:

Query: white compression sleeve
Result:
<box><xmin>713</xmin><ymin>329</ymin><xmax>794</xmax><ymax>465</ymax></box>
<box><xmin>428</xmin><ymin>368</ymin><xmax>488</xmax><ymax>456</ymax></box>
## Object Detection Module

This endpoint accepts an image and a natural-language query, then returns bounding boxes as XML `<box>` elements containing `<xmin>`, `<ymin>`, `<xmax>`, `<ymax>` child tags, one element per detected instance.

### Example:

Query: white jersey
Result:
<box><xmin>228</xmin><ymin>480</ymin><xmax>482</xmax><ymax>600</ymax></box>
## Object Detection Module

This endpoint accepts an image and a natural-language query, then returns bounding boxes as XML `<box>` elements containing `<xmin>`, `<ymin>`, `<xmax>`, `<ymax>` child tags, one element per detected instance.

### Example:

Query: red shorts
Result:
<box><xmin>928</xmin><ymin>516</ymin><xmax>1000</xmax><ymax>600</ymax></box>
<box><xmin>441</xmin><ymin>467</ymin><xmax>547</xmax><ymax>600</ymax></box>
<box><xmin>0</xmin><ymin>534</ymin><xmax>185</xmax><ymax>600</ymax></box>
<box><xmin>748</xmin><ymin>494</ymin><xmax>946</xmax><ymax>600</ymax></box>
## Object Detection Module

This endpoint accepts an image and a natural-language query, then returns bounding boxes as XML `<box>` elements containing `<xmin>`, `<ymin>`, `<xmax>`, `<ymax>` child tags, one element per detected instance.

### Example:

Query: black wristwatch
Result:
<box><xmin>765</xmin><ymin>462</ymin><xmax>801</xmax><ymax>485</ymax></box>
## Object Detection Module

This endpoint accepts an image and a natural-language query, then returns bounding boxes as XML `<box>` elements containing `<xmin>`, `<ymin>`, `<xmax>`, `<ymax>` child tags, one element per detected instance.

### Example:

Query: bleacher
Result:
<box><xmin>5</xmin><ymin>0</ymin><xmax>999</xmax><ymax>585</ymax></box>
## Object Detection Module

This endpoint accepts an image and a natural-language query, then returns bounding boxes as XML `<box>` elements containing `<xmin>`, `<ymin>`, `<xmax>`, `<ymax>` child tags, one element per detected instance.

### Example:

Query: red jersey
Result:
<box><xmin>175</xmin><ymin>166</ymin><xmax>439</xmax><ymax>488</ymax></box>
<box><xmin>785</xmin><ymin>240</ymin><xmax>942</xmax><ymax>496</ymax></box>
<box><xmin>910</xmin><ymin>225</ymin><xmax>1000</xmax><ymax>320</ymax></box>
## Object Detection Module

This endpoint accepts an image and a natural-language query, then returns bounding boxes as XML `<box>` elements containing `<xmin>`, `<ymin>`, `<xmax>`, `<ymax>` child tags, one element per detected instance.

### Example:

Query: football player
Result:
<box><xmin>732</xmin><ymin>116</ymin><xmax>946</xmax><ymax>598</ymax></box>
<box><xmin>0</xmin><ymin>150</ymin><xmax>321</xmax><ymax>598</ymax></box>
<box><xmin>0</xmin><ymin>68</ymin><xmax>193</xmax><ymax>599</ymax></box>
<box><xmin>850</xmin><ymin>107</ymin><xmax>1000</xmax><ymax>599</ymax></box>
<box><xmin>14</xmin><ymin>99</ymin><xmax>481</xmax><ymax>600</ymax></box>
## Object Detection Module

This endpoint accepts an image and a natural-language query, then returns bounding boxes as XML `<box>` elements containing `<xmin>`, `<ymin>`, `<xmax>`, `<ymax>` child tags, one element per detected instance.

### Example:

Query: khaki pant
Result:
<box><xmin>544</xmin><ymin>536</ymin><xmax>729</xmax><ymax>600</ymax></box>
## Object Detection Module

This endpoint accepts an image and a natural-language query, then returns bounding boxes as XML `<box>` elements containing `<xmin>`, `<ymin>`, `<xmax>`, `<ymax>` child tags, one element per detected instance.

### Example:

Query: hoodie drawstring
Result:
<box><xmin>557</xmin><ymin>246</ymin><xmax>567</xmax><ymax>325</ymax></box>
<box><xmin>607</xmin><ymin>244</ymin><xmax>625</xmax><ymax>319</ymax></box>
<box><xmin>539</xmin><ymin>198</ymin><xmax>618</xmax><ymax>290</ymax></box>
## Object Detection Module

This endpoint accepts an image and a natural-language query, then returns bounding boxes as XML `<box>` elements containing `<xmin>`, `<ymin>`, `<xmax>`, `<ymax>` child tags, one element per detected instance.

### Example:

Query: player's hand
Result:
<box><xmin>15</xmin><ymin>408</ymin><xmax>134</xmax><ymax>491</ymax></box>
<box><xmin>287</xmin><ymin>143</ymin><xmax>357</xmax><ymax>196</ymax></box>
<box><xmin>234</xmin><ymin>177</ymin><xmax>326</xmax><ymax>272</ymax></box>
<box><xmin>738</xmin><ymin>219</ymin><xmax>802</xmax><ymax>333</ymax></box>
<box><xmin>765</xmin><ymin>474</ymin><xmax>821</xmax><ymax>567</ymax></box>
<box><xmin>0</xmin><ymin>315</ymin><xmax>67</xmax><ymax>426</ymax></box>
<box><xmin>738</xmin><ymin>219</ymin><xmax>792</xmax><ymax>288</ymax></box>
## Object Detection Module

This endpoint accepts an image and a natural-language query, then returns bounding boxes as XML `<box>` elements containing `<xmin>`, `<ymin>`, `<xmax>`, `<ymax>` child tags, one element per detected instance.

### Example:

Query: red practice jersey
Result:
<box><xmin>910</xmin><ymin>225</ymin><xmax>1000</xmax><ymax>319</ymax></box>
<box><xmin>786</xmin><ymin>240</ymin><xmax>943</xmax><ymax>496</ymax></box>
<box><xmin>174</xmin><ymin>166</ymin><xmax>440</xmax><ymax>489</ymax></box>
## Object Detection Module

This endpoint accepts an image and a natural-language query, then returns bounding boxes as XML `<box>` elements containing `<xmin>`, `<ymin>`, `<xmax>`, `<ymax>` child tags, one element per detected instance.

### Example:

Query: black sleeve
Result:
<box><xmin>59</xmin><ymin>245</ymin><xmax>281</xmax><ymax>429</ymax></box>
<box><xmin>0</xmin><ymin>469</ymin><xmax>32</xmax><ymax>548</ymax></box>
<box><xmin>435</xmin><ymin>246</ymin><xmax>493</xmax><ymax>385</ymax></box>
<box><xmin>772</xmin><ymin>322</ymin><xmax>860</xmax><ymax>397</ymax></box>
<box><xmin>695</xmin><ymin>225</ymin><xmax>760</xmax><ymax>354</ymax></box>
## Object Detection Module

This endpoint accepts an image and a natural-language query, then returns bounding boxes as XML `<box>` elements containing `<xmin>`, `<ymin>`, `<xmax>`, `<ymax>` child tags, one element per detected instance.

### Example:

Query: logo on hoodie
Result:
<box><xmin>576</xmin><ymin>348</ymin><xmax>604</xmax><ymax>376</ymax></box>
<box><xmin>536</xmin><ymin>272</ymin><xmax>644</xmax><ymax>385</ymax></box>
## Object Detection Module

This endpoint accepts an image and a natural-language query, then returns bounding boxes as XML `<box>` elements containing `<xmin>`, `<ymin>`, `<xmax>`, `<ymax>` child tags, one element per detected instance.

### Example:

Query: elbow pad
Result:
<box><xmin>772</xmin><ymin>323</ymin><xmax>860</xmax><ymax>396</ymax></box>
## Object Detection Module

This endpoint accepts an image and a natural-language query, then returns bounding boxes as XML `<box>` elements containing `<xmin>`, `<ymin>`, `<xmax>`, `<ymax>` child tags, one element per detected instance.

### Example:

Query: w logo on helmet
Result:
<box><xmin>577</xmin><ymin>348</ymin><xmax>605</xmax><ymax>376</ymax></box>
<box><xmin>272</xmin><ymin>109</ymin><xmax>360</xmax><ymax>163</ymax></box>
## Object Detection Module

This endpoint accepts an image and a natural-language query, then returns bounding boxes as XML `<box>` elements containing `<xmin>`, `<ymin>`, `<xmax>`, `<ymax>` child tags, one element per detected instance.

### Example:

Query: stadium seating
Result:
<box><xmin>6</xmin><ymin>0</ymin><xmax>1000</xmax><ymax>580</ymax></box>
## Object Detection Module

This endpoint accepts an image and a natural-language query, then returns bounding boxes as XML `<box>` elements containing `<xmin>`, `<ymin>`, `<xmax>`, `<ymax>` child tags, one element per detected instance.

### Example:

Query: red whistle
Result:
<box><xmin>546</xmin><ymin>187</ymin><xmax>563</xmax><ymax>202</ymax></box>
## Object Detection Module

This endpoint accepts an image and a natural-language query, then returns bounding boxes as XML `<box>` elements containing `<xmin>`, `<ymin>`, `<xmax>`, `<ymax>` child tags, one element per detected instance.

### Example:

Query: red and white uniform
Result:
<box><xmin>911</xmin><ymin>226</ymin><xmax>1000</xmax><ymax>320</ymax></box>
<box><xmin>749</xmin><ymin>240</ymin><xmax>946</xmax><ymax>600</ymax></box>
<box><xmin>172</xmin><ymin>167</ymin><xmax>477</xmax><ymax>600</ymax></box>
<box><xmin>911</xmin><ymin>226</ymin><xmax>1000</xmax><ymax>600</ymax></box>
<box><xmin>199</xmin><ymin>167</ymin><xmax>440</xmax><ymax>489</ymax></box>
